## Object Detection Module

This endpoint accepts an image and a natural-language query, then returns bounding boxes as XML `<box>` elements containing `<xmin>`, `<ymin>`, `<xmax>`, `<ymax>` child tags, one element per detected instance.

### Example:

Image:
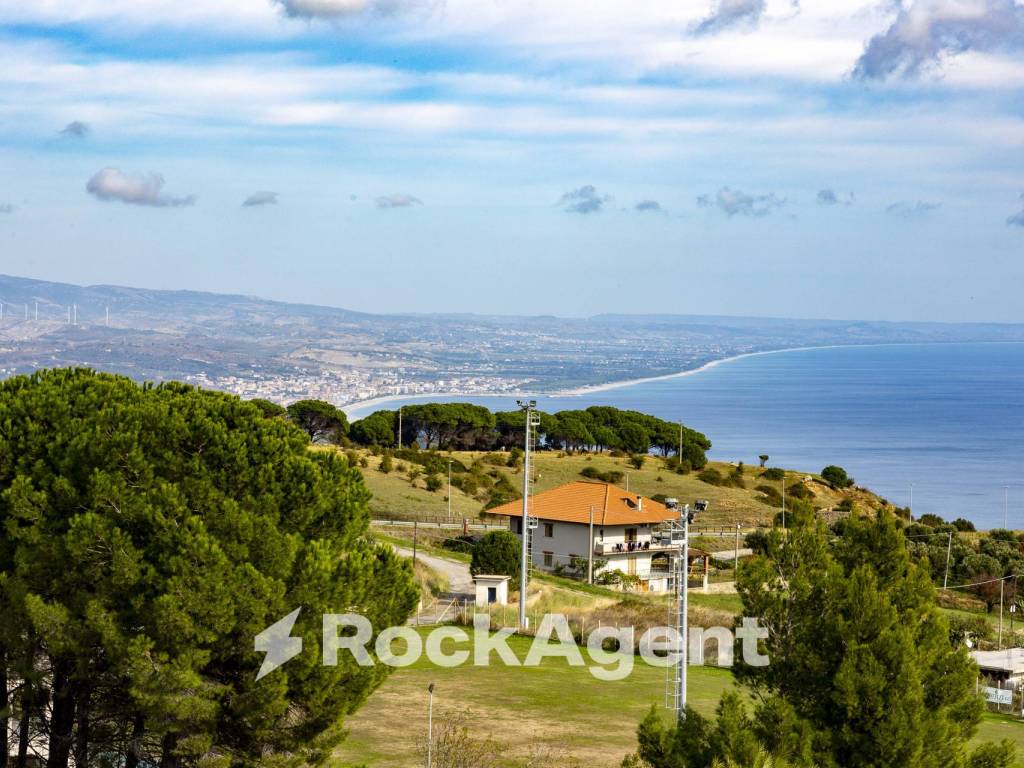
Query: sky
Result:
<box><xmin>0</xmin><ymin>0</ymin><xmax>1023</xmax><ymax>321</ymax></box>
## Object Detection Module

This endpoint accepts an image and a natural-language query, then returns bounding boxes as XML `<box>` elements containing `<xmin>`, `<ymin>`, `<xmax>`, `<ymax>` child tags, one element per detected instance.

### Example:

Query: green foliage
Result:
<box><xmin>953</xmin><ymin>518</ymin><xmax>977</xmax><ymax>532</ymax></box>
<box><xmin>350</xmin><ymin>409</ymin><xmax>396</xmax><ymax>446</ymax></box>
<box><xmin>698</xmin><ymin>468</ymin><xmax>725</xmax><ymax>486</ymax></box>
<box><xmin>379</xmin><ymin>454</ymin><xmax>394</xmax><ymax>474</ymax></box>
<box><xmin>286</xmin><ymin>398</ymin><xmax>349</xmax><ymax>444</ymax></box>
<box><xmin>820</xmin><ymin>464</ymin><xmax>854</xmax><ymax>488</ymax></box>
<box><xmin>629</xmin><ymin>454</ymin><xmax>647</xmax><ymax>470</ymax></box>
<box><xmin>249</xmin><ymin>397</ymin><xmax>286</xmax><ymax>418</ymax></box>
<box><xmin>967</xmin><ymin>741</ymin><xmax>1016</xmax><ymax>768</ymax></box>
<box><xmin>760</xmin><ymin>467</ymin><xmax>785</xmax><ymax>482</ymax></box>
<box><xmin>425</xmin><ymin>474</ymin><xmax>443</xmax><ymax>492</ymax></box>
<box><xmin>354</xmin><ymin>404</ymin><xmax>711</xmax><ymax>465</ymax></box>
<box><xmin>470</xmin><ymin>531</ymin><xmax>521</xmax><ymax>582</ymax></box>
<box><xmin>580</xmin><ymin>466</ymin><xmax>626</xmax><ymax>484</ymax></box>
<box><xmin>755</xmin><ymin>484</ymin><xmax>783</xmax><ymax>507</ymax></box>
<box><xmin>0</xmin><ymin>368</ymin><xmax>417</xmax><ymax>768</ymax></box>
<box><xmin>733</xmin><ymin>510</ymin><xmax>991</xmax><ymax>768</ymax></box>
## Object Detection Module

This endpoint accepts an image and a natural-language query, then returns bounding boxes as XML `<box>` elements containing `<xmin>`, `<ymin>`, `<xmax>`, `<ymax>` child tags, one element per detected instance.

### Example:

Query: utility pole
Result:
<box><xmin>999</xmin><ymin>578</ymin><xmax>1005</xmax><ymax>649</ymax></box>
<box><xmin>517</xmin><ymin>399</ymin><xmax>538</xmax><ymax>629</ymax></box>
<box><xmin>397</xmin><ymin>407</ymin><xmax>402</xmax><ymax>450</ymax></box>
<box><xmin>588</xmin><ymin>505</ymin><xmax>595</xmax><ymax>585</ymax></box>
<box><xmin>412</xmin><ymin>520</ymin><xmax>418</xmax><ymax>566</ymax></box>
<box><xmin>781</xmin><ymin>474</ymin><xmax>786</xmax><ymax>531</ymax></box>
<box><xmin>909</xmin><ymin>483</ymin><xmax>914</xmax><ymax>521</ymax></box>
<box><xmin>735</xmin><ymin>523</ymin><xmax>741</xmax><ymax>580</ymax></box>
<box><xmin>678</xmin><ymin>421</ymin><xmax>683</xmax><ymax>461</ymax></box>
<box><xmin>447</xmin><ymin>460</ymin><xmax>453</xmax><ymax>520</ymax></box>
<box><xmin>943</xmin><ymin>530</ymin><xmax>953</xmax><ymax>590</ymax></box>
<box><xmin>426</xmin><ymin>683</ymin><xmax>435</xmax><ymax>768</ymax></box>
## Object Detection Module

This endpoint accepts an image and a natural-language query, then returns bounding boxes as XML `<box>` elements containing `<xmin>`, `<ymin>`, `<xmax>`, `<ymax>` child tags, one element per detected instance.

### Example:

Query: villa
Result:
<box><xmin>487</xmin><ymin>480</ymin><xmax>708</xmax><ymax>593</ymax></box>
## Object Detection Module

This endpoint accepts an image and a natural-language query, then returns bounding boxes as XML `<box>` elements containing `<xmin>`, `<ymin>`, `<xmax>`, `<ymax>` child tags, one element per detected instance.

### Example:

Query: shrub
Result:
<box><xmin>953</xmin><ymin>518</ymin><xmax>977</xmax><ymax>532</ymax></box>
<box><xmin>787</xmin><ymin>483</ymin><xmax>814</xmax><ymax>500</ymax></box>
<box><xmin>760</xmin><ymin>467</ymin><xmax>785</xmax><ymax>481</ymax></box>
<box><xmin>425</xmin><ymin>474</ymin><xmax>443</xmax><ymax>492</ymax></box>
<box><xmin>579</xmin><ymin>466</ymin><xmax>625</xmax><ymax>484</ymax></box>
<box><xmin>471</xmin><ymin>531</ymin><xmax>521</xmax><ymax>581</ymax></box>
<box><xmin>379</xmin><ymin>455</ymin><xmax>393</xmax><ymax>474</ymax></box>
<box><xmin>917</xmin><ymin>513</ymin><xmax>946</xmax><ymax>527</ymax></box>
<box><xmin>821</xmin><ymin>464</ymin><xmax>854</xmax><ymax>488</ymax></box>
<box><xmin>629</xmin><ymin>454</ymin><xmax>646</xmax><ymax>470</ymax></box>
<box><xmin>698</xmin><ymin>468</ymin><xmax>725</xmax><ymax>486</ymax></box>
<box><xmin>755</xmin><ymin>484</ymin><xmax>782</xmax><ymax>506</ymax></box>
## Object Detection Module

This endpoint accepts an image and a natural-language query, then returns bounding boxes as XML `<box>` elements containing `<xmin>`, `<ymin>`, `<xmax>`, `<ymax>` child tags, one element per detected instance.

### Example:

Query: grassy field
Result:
<box><xmin>354</xmin><ymin>447</ymin><xmax>888</xmax><ymax>525</ymax></box>
<box><xmin>333</xmin><ymin>632</ymin><xmax>1024</xmax><ymax>767</ymax></box>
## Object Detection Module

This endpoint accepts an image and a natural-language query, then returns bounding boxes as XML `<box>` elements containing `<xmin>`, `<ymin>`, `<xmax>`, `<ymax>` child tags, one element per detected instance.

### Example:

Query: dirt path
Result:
<box><xmin>392</xmin><ymin>546</ymin><xmax>475</xmax><ymax>596</ymax></box>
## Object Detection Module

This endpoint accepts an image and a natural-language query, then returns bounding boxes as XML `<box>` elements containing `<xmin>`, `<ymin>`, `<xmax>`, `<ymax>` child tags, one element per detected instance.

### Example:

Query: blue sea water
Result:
<box><xmin>348</xmin><ymin>343</ymin><xmax>1024</xmax><ymax>528</ymax></box>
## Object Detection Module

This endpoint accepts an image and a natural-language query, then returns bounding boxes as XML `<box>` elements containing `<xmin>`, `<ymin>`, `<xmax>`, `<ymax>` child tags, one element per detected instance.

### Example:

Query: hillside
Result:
<box><xmin>351</xmin><ymin>446</ymin><xmax>891</xmax><ymax>526</ymax></box>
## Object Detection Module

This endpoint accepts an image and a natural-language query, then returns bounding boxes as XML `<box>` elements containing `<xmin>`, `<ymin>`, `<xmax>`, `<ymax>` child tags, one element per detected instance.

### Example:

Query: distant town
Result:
<box><xmin>5</xmin><ymin>274</ymin><xmax>1024</xmax><ymax>408</ymax></box>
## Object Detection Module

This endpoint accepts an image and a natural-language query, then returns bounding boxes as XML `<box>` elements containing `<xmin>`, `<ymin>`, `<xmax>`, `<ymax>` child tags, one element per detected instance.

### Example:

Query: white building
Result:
<box><xmin>487</xmin><ymin>480</ymin><xmax>707</xmax><ymax>593</ymax></box>
<box><xmin>972</xmin><ymin>648</ymin><xmax>1024</xmax><ymax>690</ymax></box>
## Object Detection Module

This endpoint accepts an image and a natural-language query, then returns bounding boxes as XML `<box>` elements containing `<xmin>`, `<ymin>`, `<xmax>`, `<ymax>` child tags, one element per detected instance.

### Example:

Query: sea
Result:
<box><xmin>347</xmin><ymin>342</ymin><xmax>1024</xmax><ymax>529</ymax></box>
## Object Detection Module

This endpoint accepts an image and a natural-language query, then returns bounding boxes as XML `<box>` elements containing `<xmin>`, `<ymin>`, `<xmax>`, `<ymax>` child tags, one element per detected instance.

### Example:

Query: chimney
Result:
<box><xmin>637</xmin><ymin>496</ymin><xmax>643</xmax><ymax>512</ymax></box>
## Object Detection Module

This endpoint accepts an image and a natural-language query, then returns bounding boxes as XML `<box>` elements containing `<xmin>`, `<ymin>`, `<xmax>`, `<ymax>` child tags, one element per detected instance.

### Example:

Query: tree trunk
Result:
<box><xmin>46</xmin><ymin>660</ymin><xmax>75</xmax><ymax>768</ymax></box>
<box><xmin>125</xmin><ymin>713</ymin><xmax>145</xmax><ymax>768</ymax></box>
<box><xmin>159</xmin><ymin>732</ymin><xmax>179</xmax><ymax>768</ymax></box>
<box><xmin>1</xmin><ymin>648</ymin><xmax>8</xmax><ymax>768</ymax></box>
<box><xmin>73</xmin><ymin>679</ymin><xmax>90</xmax><ymax>768</ymax></box>
<box><xmin>15</xmin><ymin>685</ymin><xmax>29</xmax><ymax>768</ymax></box>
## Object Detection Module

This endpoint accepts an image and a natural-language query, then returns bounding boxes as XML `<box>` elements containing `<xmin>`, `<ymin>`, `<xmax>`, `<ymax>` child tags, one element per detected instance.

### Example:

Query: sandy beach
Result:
<box><xmin>342</xmin><ymin>343</ymin><xmax>852</xmax><ymax>416</ymax></box>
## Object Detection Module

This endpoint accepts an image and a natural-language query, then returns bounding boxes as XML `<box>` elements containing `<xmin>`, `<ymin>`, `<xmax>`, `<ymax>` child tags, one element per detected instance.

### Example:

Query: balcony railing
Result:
<box><xmin>594</xmin><ymin>540</ymin><xmax>678</xmax><ymax>555</ymax></box>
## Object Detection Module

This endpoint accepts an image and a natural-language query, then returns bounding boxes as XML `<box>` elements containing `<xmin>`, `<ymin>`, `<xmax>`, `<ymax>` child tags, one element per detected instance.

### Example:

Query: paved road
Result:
<box><xmin>393</xmin><ymin>546</ymin><xmax>475</xmax><ymax>596</ymax></box>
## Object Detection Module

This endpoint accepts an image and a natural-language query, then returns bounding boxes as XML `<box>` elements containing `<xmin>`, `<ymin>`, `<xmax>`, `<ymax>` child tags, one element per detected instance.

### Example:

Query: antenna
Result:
<box><xmin>34</xmin><ymin>301</ymin><xmax>38</xmax><ymax>321</ymax></box>
<box><xmin>105</xmin><ymin>306</ymin><xmax>109</xmax><ymax>327</ymax></box>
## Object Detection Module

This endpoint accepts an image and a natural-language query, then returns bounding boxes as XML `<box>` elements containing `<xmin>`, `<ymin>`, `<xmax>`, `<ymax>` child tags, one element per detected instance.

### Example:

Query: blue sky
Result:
<box><xmin>1</xmin><ymin>0</ymin><xmax>1023</xmax><ymax>320</ymax></box>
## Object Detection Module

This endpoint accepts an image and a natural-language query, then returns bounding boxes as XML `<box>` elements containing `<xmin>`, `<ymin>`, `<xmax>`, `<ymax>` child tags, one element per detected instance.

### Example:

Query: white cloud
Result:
<box><xmin>886</xmin><ymin>200</ymin><xmax>942</xmax><ymax>217</ymax></box>
<box><xmin>695</xmin><ymin>0</ymin><xmax>767</xmax><ymax>35</ymax></box>
<box><xmin>559</xmin><ymin>185</ymin><xmax>611</xmax><ymax>214</ymax></box>
<box><xmin>698</xmin><ymin>186</ymin><xmax>785</xmax><ymax>216</ymax></box>
<box><xmin>635</xmin><ymin>199</ymin><xmax>664</xmax><ymax>212</ymax></box>
<box><xmin>376</xmin><ymin>193</ymin><xmax>422</xmax><ymax>207</ymax></box>
<box><xmin>59</xmin><ymin>120</ymin><xmax>89</xmax><ymax>138</ymax></box>
<box><xmin>86</xmin><ymin>167</ymin><xmax>196</xmax><ymax>207</ymax></box>
<box><xmin>1008</xmin><ymin>193</ymin><xmax>1024</xmax><ymax>226</ymax></box>
<box><xmin>243</xmin><ymin>190</ymin><xmax>279</xmax><ymax>206</ymax></box>
<box><xmin>854</xmin><ymin>0</ymin><xmax>1024</xmax><ymax>79</ymax></box>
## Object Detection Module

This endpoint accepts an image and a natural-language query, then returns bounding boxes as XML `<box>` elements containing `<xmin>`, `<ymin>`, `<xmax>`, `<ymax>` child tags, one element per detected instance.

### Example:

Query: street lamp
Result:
<box><xmin>1005</xmin><ymin>485</ymin><xmax>1010</xmax><ymax>529</ymax></box>
<box><xmin>426</xmin><ymin>682</ymin><xmax>435</xmax><ymax>768</ymax></box>
<box><xmin>448</xmin><ymin>460</ymin><xmax>454</xmax><ymax>520</ymax></box>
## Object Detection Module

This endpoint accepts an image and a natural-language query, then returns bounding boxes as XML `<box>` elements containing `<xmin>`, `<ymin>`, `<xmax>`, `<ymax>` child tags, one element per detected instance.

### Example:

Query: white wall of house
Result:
<box><xmin>508</xmin><ymin>516</ymin><xmax>674</xmax><ymax>590</ymax></box>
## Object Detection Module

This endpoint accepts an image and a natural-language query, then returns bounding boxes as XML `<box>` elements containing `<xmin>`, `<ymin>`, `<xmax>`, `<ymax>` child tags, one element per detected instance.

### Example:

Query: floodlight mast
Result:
<box><xmin>673</xmin><ymin>499</ymin><xmax>705</xmax><ymax>722</ymax></box>
<box><xmin>517</xmin><ymin>399</ymin><xmax>538</xmax><ymax>629</ymax></box>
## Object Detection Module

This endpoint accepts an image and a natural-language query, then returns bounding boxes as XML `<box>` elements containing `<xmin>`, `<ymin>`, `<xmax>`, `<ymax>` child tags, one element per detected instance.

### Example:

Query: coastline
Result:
<box><xmin>342</xmin><ymin>342</ymin><xmax>850</xmax><ymax>416</ymax></box>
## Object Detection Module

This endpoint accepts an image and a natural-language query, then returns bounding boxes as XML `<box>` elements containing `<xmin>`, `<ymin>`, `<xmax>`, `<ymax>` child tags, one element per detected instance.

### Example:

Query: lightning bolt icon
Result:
<box><xmin>255</xmin><ymin>607</ymin><xmax>303</xmax><ymax>681</ymax></box>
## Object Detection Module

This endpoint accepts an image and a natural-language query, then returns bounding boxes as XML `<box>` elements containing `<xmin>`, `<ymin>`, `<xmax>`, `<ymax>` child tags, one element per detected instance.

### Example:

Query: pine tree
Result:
<box><xmin>0</xmin><ymin>369</ymin><xmax>417</xmax><ymax>768</ymax></box>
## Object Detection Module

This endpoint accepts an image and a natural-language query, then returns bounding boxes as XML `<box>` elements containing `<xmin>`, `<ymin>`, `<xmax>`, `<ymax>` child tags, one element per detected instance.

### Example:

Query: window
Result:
<box><xmin>543</xmin><ymin>522</ymin><xmax>554</xmax><ymax>538</ymax></box>
<box><xmin>514</xmin><ymin>518</ymin><xmax>523</xmax><ymax>534</ymax></box>
<box><xmin>543</xmin><ymin>551</ymin><xmax>553</xmax><ymax>567</ymax></box>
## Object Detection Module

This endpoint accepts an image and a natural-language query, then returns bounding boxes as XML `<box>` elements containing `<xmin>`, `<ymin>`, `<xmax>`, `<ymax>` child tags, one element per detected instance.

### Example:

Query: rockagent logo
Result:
<box><xmin>254</xmin><ymin>611</ymin><xmax>769</xmax><ymax>680</ymax></box>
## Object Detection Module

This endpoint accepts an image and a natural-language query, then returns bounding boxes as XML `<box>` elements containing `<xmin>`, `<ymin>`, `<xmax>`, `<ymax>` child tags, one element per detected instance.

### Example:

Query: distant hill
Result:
<box><xmin>2</xmin><ymin>273</ymin><xmax>1024</xmax><ymax>399</ymax></box>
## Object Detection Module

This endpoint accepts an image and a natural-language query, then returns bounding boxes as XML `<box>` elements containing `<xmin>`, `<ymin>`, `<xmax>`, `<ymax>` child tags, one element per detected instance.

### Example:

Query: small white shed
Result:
<box><xmin>474</xmin><ymin>575</ymin><xmax>510</xmax><ymax>607</ymax></box>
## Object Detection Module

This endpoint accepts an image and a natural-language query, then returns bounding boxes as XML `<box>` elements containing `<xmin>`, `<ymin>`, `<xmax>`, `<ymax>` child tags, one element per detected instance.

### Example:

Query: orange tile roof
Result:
<box><xmin>486</xmin><ymin>480</ymin><xmax>679</xmax><ymax>526</ymax></box>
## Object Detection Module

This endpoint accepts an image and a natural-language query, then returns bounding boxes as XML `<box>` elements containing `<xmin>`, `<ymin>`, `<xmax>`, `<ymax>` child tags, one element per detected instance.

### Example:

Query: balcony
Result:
<box><xmin>594</xmin><ymin>540</ymin><xmax>678</xmax><ymax>555</ymax></box>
